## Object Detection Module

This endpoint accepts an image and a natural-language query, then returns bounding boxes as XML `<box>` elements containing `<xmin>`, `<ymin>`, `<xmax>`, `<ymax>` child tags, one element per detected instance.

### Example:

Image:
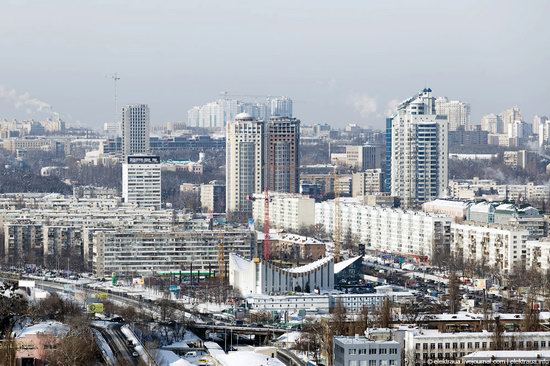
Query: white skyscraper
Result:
<box><xmin>480</xmin><ymin>113</ymin><xmax>502</xmax><ymax>134</ymax></box>
<box><xmin>500</xmin><ymin>106</ymin><xmax>523</xmax><ymax>135</ymax></box>
<box><xmin>122</xmin><ymin>104</ymin><xmax>150</xmax><ymax>158</ymax></box>
<box><xmin>122</xmin><ymin>155</ymin><xmax>162</xmax><ymax>209</ymax></box>
<box><xmin>270</xmin><ymin>96</ymin><xmax>293</xmax><ymax>118</ymax></box>
<box><xmin>187</xmin><ymin>106</ymin><xmax>200</xmax><ymax>127</ymax></box>
<box><xmin>435</xmin><ymin>97</ymin><xmax>470</xmax><ymax>131</ymax></box>
<box><xmin>388</xmin><ymin>88</ymin><xmax>448</xmax><ymax>208</ymax></box>
<box><xmin>225</xmin><ymin>113</ymin><xmax>265</xmax><ymax>215</ymax></box>
<box><xmin>533</xmin><ymin>115</ymin><xmax>549</xmax><ymax>138</ymax></box>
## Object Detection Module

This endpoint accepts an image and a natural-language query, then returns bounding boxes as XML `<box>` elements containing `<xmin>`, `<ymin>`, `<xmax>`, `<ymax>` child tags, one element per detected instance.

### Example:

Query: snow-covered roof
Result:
<box><xmin>16</xmin><ymin>321</ymin><xmax>69</xmax><ymax>338</ymax></box>
<box><xmin>334</xmin><ymin>255</ymin><xmax>363</xmax><ymax>274</ymax></box>
<box><xmin>423</xmin><ymin>199</ymin><xmax>471</xmax><ymax>209</ymax></box>
<box><xmin>212</xmin><ymin>350</ymin><xmax>285</xmax><ymax>366</ymax></box>
<box><xmin>230</xmin><ymin>254</ymin><xmax>252</xmax><ymax>272</ymax></box>
<box><xmin>154</xmin><ymin>350</ymin><xmax>194</xmax><ymax>366</ymax></box>
<box><xmin>286</xmin><ymin>256</ymin><xmax>333</xmax><ymax>274</ymax></box>
<box><xmin>276</xmin><ymin>331</ymin><xmax>302</xmax><ymax>344</ymax></box>
<box><xmin>464</xmin><ymin>351</ymin><xmax>550</xmax><ymax>360</ymax></box>
<box><xmin>469</xmin><ymin>202</ymin><xmax>495</xmax><ymax>213</ymax></box>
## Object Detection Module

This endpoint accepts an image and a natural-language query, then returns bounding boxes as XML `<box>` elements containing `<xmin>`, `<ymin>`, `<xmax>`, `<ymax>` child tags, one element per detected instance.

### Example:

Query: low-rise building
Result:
<box><xmin>331</xmin><ymin>289</ymin><xmax>414</xmax><ymax>313</ymax></box>
<box><xmin>15</xmin><ymin>322</ymin><xmax>69</xmax><ymax>366</ymax></box>
<box><xmin>404</xmin><ymin>329</ymin><xmax>550</xmax><ymax>364</ymax></box>
<box><xmin>422</xmin><ymin>199</ymin><xmax>471</xmax><ymax>222</ymax></box>
<box><xmin>334</xmin><ymin>335</ymin><xmax>401</xmax><ymax>366</ymax></box>
<box><xmin>259</xmin><ymin>232</ymin><xmax>327</xmax><ymax>262</ymax></box>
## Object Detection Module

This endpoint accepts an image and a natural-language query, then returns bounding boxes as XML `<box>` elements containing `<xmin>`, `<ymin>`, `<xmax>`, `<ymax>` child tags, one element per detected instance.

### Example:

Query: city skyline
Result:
<box><xmin>0</xmin><ymin>0</ymin><xmax>548</xmax><ymax>128</ymax></box>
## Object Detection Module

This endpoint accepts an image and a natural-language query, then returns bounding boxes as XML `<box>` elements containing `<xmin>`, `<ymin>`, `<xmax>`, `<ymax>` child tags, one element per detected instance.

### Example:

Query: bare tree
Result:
<box><xmin>45</xmin><ymin>325</ymin><xmax>100</xmax><ymax>366</ymax></box>
<box><xmin>331</xmin><ymin>298</ymin><xmax>348</xmax><ymax>336</ymax></box>
<box><xmin>448</xmin><ymin>272</ymin><xmax>460</xmax><ymax>314</ymax></box>
<box><xmin>491</xmin><ymin>315</ymin><xmax>504</xmax><ymax>350</ymax></box>
<box><xmin>0</xmin><ymin>331</ymin><xmax>17</xmax><ymax>366</ymax></box>
<box><xmin>294</xmin><ymin>320</ymin><xmax>324</xmax><ymax>363</ymax></box>
<box><xmin>522</xmin><ymin>294</ymin><xmax>540</xmax><ymax>332</ymax></box>
<box><xmin>374</xmin><ymin>298</ymin><xmax>392</xmax><ymax>328</ymax></box>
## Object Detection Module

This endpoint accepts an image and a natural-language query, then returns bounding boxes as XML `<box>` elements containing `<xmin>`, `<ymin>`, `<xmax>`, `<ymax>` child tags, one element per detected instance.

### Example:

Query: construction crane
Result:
<box><xmin>332</xmin><ymin>168</ymin><xmax>342</xmax><ymax>263</ymax></box>
<box><xmin>217</xmin><ymin>235</ymin><xmax>225</xmax><ymax>281</ymax></box>
<box><xmin>207</xmin><ymin>209</ymin><xmax>225</xmax><ymax>281</ymax></box>
<box><xmin>220</xmin><ymin>91</ymin><xmax>275</xmax><ymax>101</ymax></box>
<box><xmin>263</xmin><ymin>189</ymin><xmax>271</xmax><ymax>261</ymax></box>
<box><xmin>111</xmin><ymin>73</ymin><xmax>120</xmax><ymax>122</ymax></box>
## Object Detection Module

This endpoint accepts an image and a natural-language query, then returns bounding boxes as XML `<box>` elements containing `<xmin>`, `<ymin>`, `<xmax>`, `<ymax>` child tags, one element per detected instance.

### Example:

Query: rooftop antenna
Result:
<box><xmin>112</xmin><ymin>73</ymin><xmax>121</xmax><ymax>123</ymax></box>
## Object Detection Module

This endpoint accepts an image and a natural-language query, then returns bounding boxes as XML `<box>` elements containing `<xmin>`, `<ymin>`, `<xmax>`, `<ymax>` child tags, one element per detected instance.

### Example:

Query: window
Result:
<box><xmin>349</xmin><ymin>361</ymin><xmax>357</xmax><ymax>366</ymax></box>
<box><xmin>445</xmin><ymin>343</ymin><xmax>450</xmax><ymax>349</ymax></box>
<box><xmin>481</xmin><ymin>342</ymin><xmax>487</xmax><ymax>349</ymax></box>
<box><xmin>349</xmin><ymin>349</ymin><xmax>356</xmax><ymax>355</ymax></box>
<box><xmin>379</xmin><ymin>349</ymin><xmax>387</xmax><ymax>354</ymax></box>
<box><xmin>438</xmin><ymin>343</ymin><xmax>443</xmax><ymax>349</ymax></box>
<box><xmin>389</xmin><ymin>348</ymin><xmax>398</xmax><ymax>354</ymax></box>
<box><xmin>368</xmin><ymin>361</ymin><xmax>376</xmax><ymax>366</ymax></box>
<box><xmin>369</xmin><ymin>349</ymin><xmax>377</xmax><ymax>355</ymax></box>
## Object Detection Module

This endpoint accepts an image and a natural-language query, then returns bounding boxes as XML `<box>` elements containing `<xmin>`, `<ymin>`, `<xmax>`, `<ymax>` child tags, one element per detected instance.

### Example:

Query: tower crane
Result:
<box><xmin>263</xmin><ymin>189</ymin><xmax>271</xmax><ymax>261</ymax></box>
<box><xmin>332</xmin><ymin>167</ymin><xmax>342</xmax><ymax>263</ymax></box>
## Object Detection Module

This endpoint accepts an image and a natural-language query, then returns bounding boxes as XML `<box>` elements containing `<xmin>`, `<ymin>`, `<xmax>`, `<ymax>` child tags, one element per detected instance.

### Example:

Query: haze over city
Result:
<box><xmin>1</xmin><ymin>0</ymin><xmax>549</xmax><ymax>128</ymax></box>
<box><xmin>3</xmin><ymin>2</ymin><xmax>550</xmax><ymax>366</ymax></box>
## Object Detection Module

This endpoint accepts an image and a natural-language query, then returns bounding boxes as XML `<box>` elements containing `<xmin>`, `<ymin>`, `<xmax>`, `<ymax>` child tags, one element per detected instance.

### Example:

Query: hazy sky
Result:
<box><xmin>0</xmin><ymin>0</ymin><xmax>548</xmax><ymax>129</ymax></box>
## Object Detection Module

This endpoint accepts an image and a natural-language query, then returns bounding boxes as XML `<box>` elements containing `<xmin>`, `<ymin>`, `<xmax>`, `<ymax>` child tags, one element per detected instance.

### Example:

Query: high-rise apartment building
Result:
<box><xmin>226</xmin><ymin>113</ymin><xmax>265</xmax><ymax>215</ymax></box>
<box><xmin>270</xmin><ymin>96</ymin><xmax>293</xmax><ymax>118</ymax></box>
<box><xmin>266</xmin><ymin>116</ymin><xmax>300</xmax><ymax>193</ymax></box>
<box><xmin>225</xmin><ymin>113</ymin><xmax>300</xmax><ymax>216</ymax></box>
<box><xmin>534</xmin><ymin>115</ymin><xmax>549</xmax><ymax>137</ymax></box>
<box><xmin>480</xmin><ymin>113</ymin><xmax>502</xmax><ymax>134</ymax></box>
<box><xmin>122</xmin><ymin>155</ymin><xmax>162</xmax><ymax>209</ymax></box>
<box><xmin>435</xmin><ymin>97</ymin><xmax>471</xmax><ymax>131</ymax></box>
<box><xmin>121</xmin><ymin>104</ymin><xmax>150</xmax><ymax>158</ymax></box>
<box><xmin>500</xmin><ymin>106</ymin><xmax>523</xmax><ymax>135</ymax></box>
<box><xmin>387</xmin><ymin>88</ymin><xmax>448</xmax><ymax>208</ymax></box>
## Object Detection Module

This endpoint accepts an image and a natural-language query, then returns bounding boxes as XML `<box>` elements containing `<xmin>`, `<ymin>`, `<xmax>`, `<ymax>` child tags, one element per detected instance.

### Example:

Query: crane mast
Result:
<box><xmin>333</xmin><ymin>168</ymin><xmax>342</xmax><ymax>262</ymax></box>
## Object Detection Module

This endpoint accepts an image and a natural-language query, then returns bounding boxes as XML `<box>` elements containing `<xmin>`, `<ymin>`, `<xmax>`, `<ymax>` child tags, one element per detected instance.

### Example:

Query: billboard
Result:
<box><xmin>96</xmin><ymin>292</ymin><xmax>108</xmax><ymax>300</ymax></box>
<box><xmin>87</xmin><ymin>303</ymin><xmax>105</xmax><ymax>313</ymax></box>
<box><xmin>18</xmin><ymin>280</ymin><xmax>35</xmax><ymax>288</ymax></box>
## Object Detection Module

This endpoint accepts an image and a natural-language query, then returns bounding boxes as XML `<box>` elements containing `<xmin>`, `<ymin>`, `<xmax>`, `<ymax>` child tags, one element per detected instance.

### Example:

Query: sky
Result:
<box><xmin>0</xmin><ymin>0</ymin><xmax>549</xmax><ymax>129</ymax></box>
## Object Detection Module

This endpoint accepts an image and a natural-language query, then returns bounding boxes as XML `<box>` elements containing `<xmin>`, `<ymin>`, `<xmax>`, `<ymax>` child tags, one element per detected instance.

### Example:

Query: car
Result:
<box><xmin>132</xmin><ymin>351</ymin><xmax>139</xmax><ymax>357</ymax></box>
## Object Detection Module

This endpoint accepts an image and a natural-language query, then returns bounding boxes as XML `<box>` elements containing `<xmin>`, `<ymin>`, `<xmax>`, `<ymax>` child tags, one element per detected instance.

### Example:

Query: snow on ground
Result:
<box><xmin>212</xmin><ymin>350</ymin><xmax>284</xmax><ymax>366</ymax></box>
<box><xmin>155</xmin><ymin>349</ymin><xmax>194</xmax><ymax>366</ymax></box>
<box><xmin>275</xmin><ymin>331</ymin><xmax>302</xmax><ymax>345</ymax></box>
